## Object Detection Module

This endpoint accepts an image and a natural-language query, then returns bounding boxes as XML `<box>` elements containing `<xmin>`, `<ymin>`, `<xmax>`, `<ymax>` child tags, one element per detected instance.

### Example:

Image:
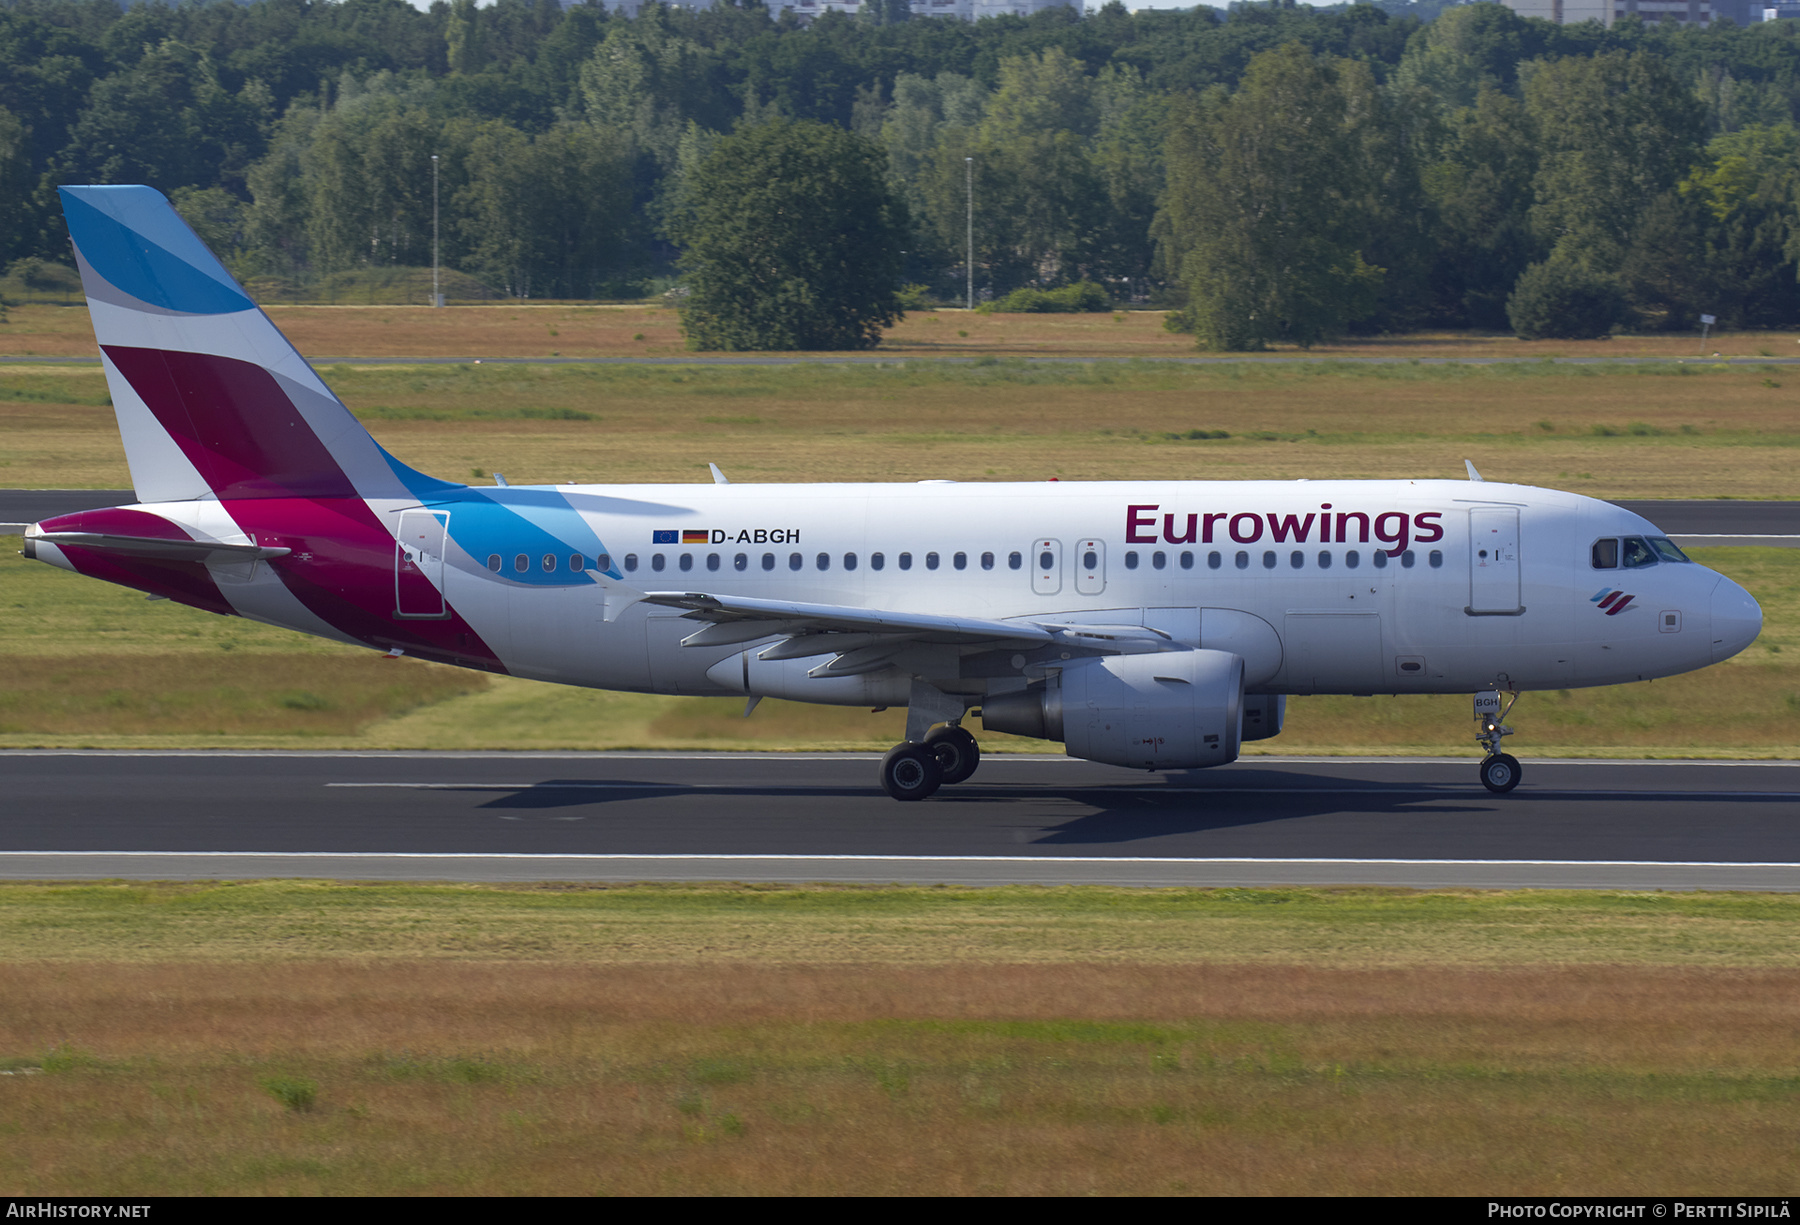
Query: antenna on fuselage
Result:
<box><xmin>709</xmin><ymin>463</ymin><xmax>730</xmax><ymax>485</ymax></box>
<box><xmin>1464</xmin><ymin>460</ymin><xmax>1484</xmax><ymax>482</ymax></box>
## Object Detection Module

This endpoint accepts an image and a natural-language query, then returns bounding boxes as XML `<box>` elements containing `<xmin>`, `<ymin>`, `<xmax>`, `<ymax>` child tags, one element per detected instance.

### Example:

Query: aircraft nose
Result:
<box><xmin>1709</xmin><ymin>574</ymin><xmax>1762</xmax><ymax>664</ymax></box>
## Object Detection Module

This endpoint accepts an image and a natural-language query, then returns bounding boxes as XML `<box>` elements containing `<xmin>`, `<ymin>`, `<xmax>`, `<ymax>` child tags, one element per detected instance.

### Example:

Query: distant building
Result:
<box><xmin>1500</xmin><ymin>0</ymin><xmax>1760</xmax><ymax>24</ymax></box>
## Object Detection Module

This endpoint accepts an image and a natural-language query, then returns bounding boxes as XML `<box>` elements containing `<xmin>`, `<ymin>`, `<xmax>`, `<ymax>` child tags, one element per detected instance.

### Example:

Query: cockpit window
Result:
<box><xmin>1591</xmin><ymin>538</ymin><xmax>1619</xmax><ymax>569</ymax></box>
<box><xmin>1648</xmin><ymin>536</ymin><xmax>1691</xmax><ymax>563</ymax></box>
<box><xmin>1621</xmin><ymin>536</ymin><xmax>1658</xmax><ymax>568</ymax></box>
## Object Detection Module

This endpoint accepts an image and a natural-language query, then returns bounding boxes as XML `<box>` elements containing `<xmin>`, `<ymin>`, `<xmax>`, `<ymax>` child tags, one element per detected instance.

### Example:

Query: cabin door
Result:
<box><xmin>395</xmin><ymin>510</ymin><xmax>448</xmax><ymax>619</ymax></box>
<box><xmin>1468</xmin><ymin>508</ymin><xmax>1523</xmax><ymax>615</ymax></box>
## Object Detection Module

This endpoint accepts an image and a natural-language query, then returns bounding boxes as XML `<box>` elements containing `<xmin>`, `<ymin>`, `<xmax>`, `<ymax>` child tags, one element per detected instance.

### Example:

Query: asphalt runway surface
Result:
<box><xmin>4</xmin><ymin>492</ymin><xmax>1798</xmax><ymax>545</ymax></box>
<box><xmin>2</xmin><ymin>752</ymin><xmax>1797</xmax><ymax>890</ymax></box>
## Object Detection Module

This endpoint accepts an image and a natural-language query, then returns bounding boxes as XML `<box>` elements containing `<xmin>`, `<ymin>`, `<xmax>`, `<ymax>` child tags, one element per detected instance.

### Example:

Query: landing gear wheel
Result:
<box><xmin>880</xmin><ymin>742</ymin><xmax>943</xmax><ymax>801</ymax></box>
<box><xmin>1479</xmin><ymin>753</ymin><xmax>1522</xmax><ymax>795</ymax></box>
<box><xmin>924</xmin><ymin>725</ymin><xmax>981</xmax><ymax>785</ymax></box>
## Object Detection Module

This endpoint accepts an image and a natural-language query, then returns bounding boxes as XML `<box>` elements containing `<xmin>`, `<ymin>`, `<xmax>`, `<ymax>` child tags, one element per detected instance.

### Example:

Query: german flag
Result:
<box><xmin>681</xmin><ymin>529</ymin><xmax>709</xmax><ymax>545</ymax></box>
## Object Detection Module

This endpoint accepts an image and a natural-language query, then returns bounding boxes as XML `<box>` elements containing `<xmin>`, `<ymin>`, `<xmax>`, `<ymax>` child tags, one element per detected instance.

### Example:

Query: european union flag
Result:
<box><xmin>652</xmin><ymin>530</ymin><xmax>678</xmax><ymax>544</ymax></box>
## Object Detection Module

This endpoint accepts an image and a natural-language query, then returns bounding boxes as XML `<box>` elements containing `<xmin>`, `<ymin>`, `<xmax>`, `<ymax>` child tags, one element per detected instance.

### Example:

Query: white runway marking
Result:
<box><xmin>4</xmin><ymin>851</ymin><xmax>1798</xmax><ymax>869</ymax></box>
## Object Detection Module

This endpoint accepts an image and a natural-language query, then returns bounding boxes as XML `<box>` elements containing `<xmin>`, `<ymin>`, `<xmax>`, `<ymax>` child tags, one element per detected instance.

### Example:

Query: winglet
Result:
<box><xmin>709</xmin><ymin>463</ymin><xmax>730</xmax><ymax>485</ymax></box>
<box><xmin>1464</xmin><ymin>459</ymin><xmax>1484</xmax><ymax>482</ymax></box>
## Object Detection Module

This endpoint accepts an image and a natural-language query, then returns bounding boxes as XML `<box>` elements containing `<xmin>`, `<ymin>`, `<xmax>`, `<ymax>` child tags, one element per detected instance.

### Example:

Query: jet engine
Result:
<box><xmin>982</xmin><ymin>649</ymin><xmax>1244</xmax><ymax>770</ymax></box>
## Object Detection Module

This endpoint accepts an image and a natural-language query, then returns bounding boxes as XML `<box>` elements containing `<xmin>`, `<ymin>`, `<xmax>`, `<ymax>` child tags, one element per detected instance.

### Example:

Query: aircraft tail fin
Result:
<box><xmin>59</xmin><ymin>185</ymin><xmax>453</xmax><ymax>505</ymax></box>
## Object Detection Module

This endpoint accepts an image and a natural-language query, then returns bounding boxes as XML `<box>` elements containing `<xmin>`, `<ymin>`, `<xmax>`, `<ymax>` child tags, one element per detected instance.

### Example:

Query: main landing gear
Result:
<box><xmin>1475</xmin><ymin>688</ymin><xmax>1522</xmax><ymax>794</ymax></box>
<box><xmin>879</xmin><ymin>724</ymin><xmax>982</xmax><ymax>801</ymax></box>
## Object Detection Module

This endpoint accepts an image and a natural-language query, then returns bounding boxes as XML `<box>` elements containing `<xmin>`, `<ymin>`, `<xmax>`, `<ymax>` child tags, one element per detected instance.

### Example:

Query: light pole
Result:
<box><xmin>965</xmin><ymin>156</ymin><xmax>973</xmax><ymax>312</ymax></box>
<box><xmin>431</xmin><ymin>154</ymin><xmax>441</xmax><ymax>308</ymax></box>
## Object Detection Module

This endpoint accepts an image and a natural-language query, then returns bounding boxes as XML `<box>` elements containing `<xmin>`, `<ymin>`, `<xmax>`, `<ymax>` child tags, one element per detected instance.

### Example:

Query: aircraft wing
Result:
<box><xmin>641</xmin><ymin>590</ymin><xmax>1056</xmax><ymax>645</ymax></box>
<box><xmin>639</xmin><ymin>591</ymin><xmax>1173</xmax><ymax>676</ymax></box>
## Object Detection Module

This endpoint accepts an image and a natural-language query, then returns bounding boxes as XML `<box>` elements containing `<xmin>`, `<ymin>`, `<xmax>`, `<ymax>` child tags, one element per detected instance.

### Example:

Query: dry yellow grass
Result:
<box><xmin>5</xmin><ymin>301</ymin><xmax>1798</xmax><ymax>360</ymax></box>
<box><xmin>2</xmin><ymin>958</ymin><xmax>1796</xmax><ymax>1195</ymax></box>
<box><xmin>5</xmin><ymin>354</ymin><xmax>1800</xmax><ymax>496</ymax></box>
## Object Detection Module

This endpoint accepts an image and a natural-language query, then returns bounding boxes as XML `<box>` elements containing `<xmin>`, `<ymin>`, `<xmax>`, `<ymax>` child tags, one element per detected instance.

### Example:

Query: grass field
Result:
<box><xmin>5</xmin><ymin>354</ymin><xmax>1800</xmax><ymax>495</ymax></box>
<box><xmin>5</xmin><ymin>300</ymin><xmax>1799</xmax><ymax>361</ymax></box>
<box><xmin>0</xmin><ymin>883</ymin><xmax>1796</xmax><ymax>1195</ymax></box>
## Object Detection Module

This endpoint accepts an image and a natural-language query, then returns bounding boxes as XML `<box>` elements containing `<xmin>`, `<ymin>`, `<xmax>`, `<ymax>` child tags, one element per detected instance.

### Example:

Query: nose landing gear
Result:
<box><xmin>1475</xmin><ymin>688</ymin><xmax>1522</xmax><ymax>794</ymax></box>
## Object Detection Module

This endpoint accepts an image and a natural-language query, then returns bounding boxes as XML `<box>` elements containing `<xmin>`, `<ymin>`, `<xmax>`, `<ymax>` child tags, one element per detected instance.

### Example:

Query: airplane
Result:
<box><xmin>21</xmin><ymin>185</ymin><xmax>1764</xmax><ymax>800</ymax></box>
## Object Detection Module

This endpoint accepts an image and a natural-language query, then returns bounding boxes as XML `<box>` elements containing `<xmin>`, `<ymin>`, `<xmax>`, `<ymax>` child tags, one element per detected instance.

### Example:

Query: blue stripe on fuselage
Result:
<box><xmin>420</xmin><ymin>487</ymin><xmax>617</xmax><ymax>586</ymax></box>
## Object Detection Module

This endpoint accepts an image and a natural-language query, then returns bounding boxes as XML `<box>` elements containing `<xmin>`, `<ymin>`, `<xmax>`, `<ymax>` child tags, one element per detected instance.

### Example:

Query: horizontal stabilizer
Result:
<box><xmin>27</xmin><ymin>531</ymin><xmax>290</xmax><ymax>562</ymax></box>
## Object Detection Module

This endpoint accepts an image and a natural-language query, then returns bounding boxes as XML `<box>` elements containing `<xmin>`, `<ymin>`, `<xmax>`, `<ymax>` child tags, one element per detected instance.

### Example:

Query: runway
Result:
<box><xmin>3</xmin><ymin>752</ymin><xmax>1796</xmax><ymax>890</ymax></box>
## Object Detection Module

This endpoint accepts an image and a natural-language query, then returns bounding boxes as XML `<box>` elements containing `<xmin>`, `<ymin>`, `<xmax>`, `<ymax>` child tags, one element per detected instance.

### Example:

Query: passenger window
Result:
<box><xmin>844</xmin><ymin>552</ymin><xmax>857</xmax><ymax>571</ymax></box>
<box><xmin>761</xmin><ymin>553</ymin><xmax>774</xmax><ymax>571</ymax></box>
<box><xmin>817</xmin><ymin>552</ymin><xmax>830</xmax><ymax>571</ymax></box>
<box><xmin>872</xmin><ymin>552</ymin><xmax>885</xmax><ymax>571</ymax></box>
<box><xmin>980</xmin><ymin>552</ymin><xmax>994</xmax><ymax>571</ymax></box>
<box><xmin>900</xmin><ymin>552</ymin><xmax>913</xmax><ymax>571</ymax></box>
<box><xmin>1124</xmin><ymin>551</ymin><xmax>1139</xmax><ymax>570</ymax></box>
<box><xmin>706</xmin><ymin>553</ymin><xmax>721</xmax><ymax>571</ymax></box>
<box><xmin>926</xmin><ymin>552</ymin><xmax>940</xmax><ymax>571</ymax></box>
<box><xmin>1400</xmin><ymin>550</ymin><xmax>1415</xmax><ymax>568</ymax></box>
<box><xmin>1592</xmin><ymin>538</ymin><xmax>1619</xmax><ymax>569</ymax></box>
<box><xmin>597</xmin><ymin>553</ymin><xmax>611</xmax><ymax>572</ymax></box>
<box><xmin>570</xmin><ymin>555</ymin><xmax>585</xmax><ymax>572</ymax></box>
<box><xmin>953</xmin><ymin>552</ymin><xmax>967</xmax><ymax>570</ymax></box>
<box><xmin>1622</xmin><ymin>537</ymin><xmax>1657</xmax><ymax>568</ymax></box>
<box><xmin>514</xmin><ymin>554</ymin><xmax>529</xmax><ymax>573</ymax></box>
<box><xmin>788</xmin><ymin>553</ymin><xmax>802</xmax><ymax>571</ymax></box>
<box><xmin>486</xmin><ymin>555</ymin><xmax>501</xmax><ymax>572</ymax></box>
<box><xmin>1290</xmin><ymin>551</ymin><xmax>1304</xmax><ymax>569</ymax></box>
<box><xmin>1083</xmin><ymin>549</ymin><xmax>1098</xmax><ymax>570</ymax></box>
<box><xmin>679</xmin><ymin>553</ymin><xmax>693</xmax><ymax>572</ymax></box>
<box><xmin>1373</xmin><ymin>551</ymin><xmax>1388</xmax><ymax>569</ymax></box>
<box><xmin>1179</xmin><ymin>551</ymin><xmax>1193</xmax><ymax>570</ymax></box>
<box><xmin>1038</xmin><ymin>550</ymin><xmax>1053</xmax><ymax>571</ymax></box>
<box><xmin>1152</xmin><ymin>551</ymin><xmax>1166</xmax><ymax>570</ymax></box>
<box><xmin>734</xmin><ymin>553</ymin><xmax>747</xmax><ymax>571</ymax></box>
<box><xmin>1428</xmin><ymin>550</ymin><xmax>1443</xmax><ymax>568</ymax></box>
<box><xmin>1345</xmin><ymin>550</ymin><xmax>1359</xmax><ymax>569</ymax></box>
<box><xmin>652</xmin><ymin>554</ymin><xmax>666</xmax><ymax>572</ymax></box>
<box><xmin>1008</xmin><ymin>552</ymin><xmax>1022</xmax><ymax>570</ymax></box>
<box><xmin>1317</xmin><ymin>551</ymin><xmax>1331</xmax><ymax>570</ymax></box>
<box><xmin>1235</xmin><ymin>551</ymin><xmax>1249</xmax><ymax>570</ymax></box>
<box><xmin>1262</xmin><ymin>551</ymin><xmax>1276</xmax><ymax>570</ymax></box>
<box><xmin>624</xmin><ymin>554</ymin><xmax>638</xmax><ymax>572</ymax></box>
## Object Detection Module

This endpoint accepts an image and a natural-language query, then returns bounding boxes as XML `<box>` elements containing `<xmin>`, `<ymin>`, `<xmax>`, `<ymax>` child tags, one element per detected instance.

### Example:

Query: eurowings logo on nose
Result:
<box><xmin>1591</xmin><ymin>589</ymin><xmax>1636</xmax><ymax>615</ymax></box>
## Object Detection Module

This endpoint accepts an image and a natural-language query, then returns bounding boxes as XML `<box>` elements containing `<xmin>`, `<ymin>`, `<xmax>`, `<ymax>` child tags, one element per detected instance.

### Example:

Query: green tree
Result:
<box><xmin>1506</xmin><ymin>253</ymin><xmax>1626</xmax><ymax>340</ymax></box>
<box><xmin>1523</xmin><ymin>50</ymin><xmax>1708</xmax><ymax>271</ymax></box>
<box><xmin>1156</xmin><ymin>43</ymin><xmax>1384</xmax><ymax>351</ymax></box>
<box><xmin>675</xmin><ymin>119</ymin><xmax>906</xmax><ymax>352</ymax></box>
<box><xmin>458</xmin><ymin>121</ymin><xmax>638</xmax><ymax>298</ymax></box>
<box><xmin>1679</xmin><ymin>123</ymin><xmax>1800</xmax><ymax>328</ymax></box>
<box><xmin>1420</xmin><ymin>87</ymin><xmax>1542</xmax><ymax>328</ymax></box>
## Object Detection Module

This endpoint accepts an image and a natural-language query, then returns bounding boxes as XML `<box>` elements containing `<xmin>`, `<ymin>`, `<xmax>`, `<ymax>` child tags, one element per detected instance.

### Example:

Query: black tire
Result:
<box><xmin>880</xmin><ymin>742</ymin><xmax>943</xmax><ymax>801</ymax></box>
<box><xmin>1479</xmin><ymin>753</ymin><xmax>1522</xmax><ymax>795</ymax></box>
<box><xmin>924</xmin><ymin>725</ymin><xmax>981</xmax><ymax>785</ymax></box>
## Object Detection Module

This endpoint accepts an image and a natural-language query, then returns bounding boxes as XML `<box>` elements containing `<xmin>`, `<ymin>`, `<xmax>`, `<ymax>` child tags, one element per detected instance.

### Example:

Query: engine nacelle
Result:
<box><xmin>1241</xmin><ymin>693</ymin><xmax>1285</xmax><ymax>742</ymax></box>
<box><xmin>984</xmin><ymin>649</ymin><xmax>1244</xmax><ymax>770</ymax></box>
